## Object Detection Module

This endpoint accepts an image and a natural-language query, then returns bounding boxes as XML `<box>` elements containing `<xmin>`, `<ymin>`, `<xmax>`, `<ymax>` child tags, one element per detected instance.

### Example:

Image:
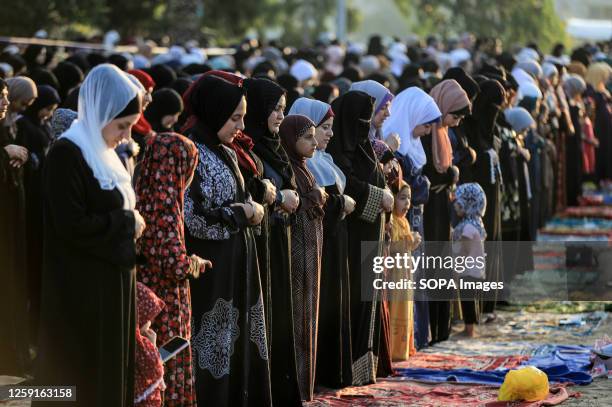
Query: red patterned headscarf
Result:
<box><xmin>129</xmin><ymin>69</ymin><xmax>156</xmax><ymax>136</ymax></box>
<box><xmin>136</xmin><ymin>133</ymin><xmax>198</xmax><ymax>281</ymax></box>
<box><xmin>135</xmin><ymin>282</ymin><xmax>166</xmax><ymax>405</ymax></box>
<box><xmin>182</xmin><ymin>70</ymin><xmax>260</xmax><ymax>175</ymax></box>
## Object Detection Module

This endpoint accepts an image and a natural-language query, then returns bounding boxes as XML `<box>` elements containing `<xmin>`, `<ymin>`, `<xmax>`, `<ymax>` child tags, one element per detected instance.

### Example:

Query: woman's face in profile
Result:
<box><xmin>102</xmin><ymin>113</ymin><xmax>140</xmax><ymax>148</ymax></box>
<box><xmin>217</xmin><ymin>97</ymin><xmax>247</xmax><ymax>145</ymax></box>
<box><xmin>413</xmin><ymin>123</ymin><xmax>432</xmax><ymax>137</ymax></box>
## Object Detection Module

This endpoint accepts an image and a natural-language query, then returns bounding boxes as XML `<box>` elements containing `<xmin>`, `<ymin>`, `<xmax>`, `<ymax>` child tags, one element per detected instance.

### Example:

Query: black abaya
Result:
<box><xmin>0</xmin><ymin>127</ymin><xmax>29</xmax><ymax>376</ymax></box>
<box><xmin>260</xmin><ymin>160</ymin><xmax>302</xmax><ymax>407</ymax></box>
<box><xmin>315</xmin><ymin>184</ymin><xmax>353</xmax><ymax>388</ymax></box>
<box><xmin>16</xmin><ymin>114</ymin><xmax>53</xmax><ymax>344</ymax></box>
<box><xmin>328</xmin><ymin>91</ymin><xmax>386</xmax><ymax>386</ymax></box>
<box><xmin>421</xmin><ymin>132</ymin><xmax>454</xmax><ymax>343</ymax></box>
<box><xmin>185</xmin><ymin>137</ymin><xmax>272</xmax><ymax>407</ymax></box>
<box><xmin>35</xmin><ymin>139</ymin><xmax>137</xmax><ymax>407</ymax></box>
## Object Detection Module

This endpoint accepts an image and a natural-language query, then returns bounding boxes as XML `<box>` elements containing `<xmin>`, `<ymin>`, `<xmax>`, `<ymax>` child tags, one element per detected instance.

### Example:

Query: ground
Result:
<box><xmin>1</xmin><ymin>304</ymin><xmax>610</xmax><ymax>406</ymax></box>
<box><xmin>309</xmin><ymin>303</ymin><xmax>612</xmax><ymax>407</ymax></box>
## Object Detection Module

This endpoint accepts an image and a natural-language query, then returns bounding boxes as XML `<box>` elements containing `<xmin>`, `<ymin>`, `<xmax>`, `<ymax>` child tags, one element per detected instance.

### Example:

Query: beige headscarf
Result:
<box><xmin>429</xmin><ymin>79</ymin><xmax>471</xmax><ymax>174</ymax></box>
<box><xmin>6</xmin><ymin>76</ymin><xmax>37</xmax><ymax>104</ymax></box>
<box><xmin>567</xmin><ymin>61</ymin><xmax>587</xmax><ymax>78</ymax></box>
<box><xmin>585</xmin><ymin>62</ymin><xmax>612</xmax><ymax>91</ymax></box>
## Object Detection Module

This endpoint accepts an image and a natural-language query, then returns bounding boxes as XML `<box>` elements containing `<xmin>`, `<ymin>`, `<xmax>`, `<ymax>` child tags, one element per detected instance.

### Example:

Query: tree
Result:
<box><xmin>0</xmin><ymin>0</ymin><xmax>159</xmax><ymax>39</ymax></box>
<box><xmin>393</xmin><ymin>0</ymin><xmax>567</xmax><ymax>51</ymax></box>
<box><xmin>0</xmin><ymin>0</ymin><xmax>350</xmax><ymax>46</ymax></box>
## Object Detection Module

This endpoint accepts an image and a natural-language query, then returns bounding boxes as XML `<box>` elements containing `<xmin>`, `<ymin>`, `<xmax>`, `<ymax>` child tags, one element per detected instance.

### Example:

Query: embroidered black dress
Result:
<box><xmin>328</xmin><ymin>91</ymin><xmax>386</xmax><ymax>386</ymax></box>
<box><xmin>185</xmin><ymin>123</ymin><xmax>272</xmax><ymax>407</ymax></box>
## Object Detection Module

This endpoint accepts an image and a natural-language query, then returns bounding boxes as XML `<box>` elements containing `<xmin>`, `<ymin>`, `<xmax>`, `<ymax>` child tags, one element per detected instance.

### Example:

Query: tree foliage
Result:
<box><xmin>0</xmin><ymin>0</ymin><xmax>357</xmax><ymax>45</ymax></box>
<box><xmin>394</xmin><ymin>0</ymin><xmax>568</xmax><ymax>50</ymax></box>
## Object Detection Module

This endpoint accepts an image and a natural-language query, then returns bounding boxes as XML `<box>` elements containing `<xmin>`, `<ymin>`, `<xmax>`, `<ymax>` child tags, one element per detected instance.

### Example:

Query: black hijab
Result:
<box><xmin>185</xmin><ymin>75</ymin><xmax>247</xmax><ymax>204</ymax></box>
<box><xmin>22</xmin><ymin>45</ymin><xmax>46</xmax><ymax>72</ymax></box>
<box><xmin>144</xmin><ymin>88</ymin><xmax>184</xmax><ymax>133</ymax></box>
<box><xmin>187</xmin><ymin>75</ymin><xmax>244</xmax><ymax>146</ymax></box>
<box><xmin>52</xmin><ymin>61</ymin><xmax>84</xmax><ymax>100</ymax></box>
<box><xmin>0</xmin><ymin>53</ymin><xmax>26</xmax><ymax>76</ymax></box>
<box><xmin>28</xmin><ymin>68</ymin><xmax>60</xmax><ymax>91</ymax></box>
<box><xmin>312</xmin><ymin>83</ymin><xmax>338</xmax><ymax>103</ymax></box>
<box><xmin>463</xmin><ymin>80</ymin><xmax>506</xmax><ymax>151</ymax></box>
<box><xmin>279</xmin><ymin>115</ymin><xmax>324</xmax><ymax>217</ymax></box>
<box><xmin>87</xmin><ymin>53</ymin><xmax>108</xmax><ymax>68</ymax></box>
<box><xmin>328</xmin><ymin>90</ymin><xmax>375</xmax><ymax>153</ymax></box>
<box><xmin>443</xmin><ymin>67</ymin><xmax>480</xmax><ymax>101</ymax></box>
<box><xmin>66</xmin><ymin>53</ymin><xmax>91</xmax><ymax>74</ymax></box>
<box><xmin>23</xmin><ymin>85</ymin><xmax>61</xmax><ymax>123</ymax></box>
<box><xmin>243</xmin><ymin>77</ymin><xmax>296</xmax><ymax>189</ymax></box>
<box><xmin>148</xmin><ymin>64</ymin><xmax>177</xmax><ymax>90</ymax></box>
<box><xmin>340</xmin><ymin>66</ymin><xmax>364</xmax><ymax>83</ymax></box>
<box><xmin>170</xmin><ymin>77</ymin><xmax>193</xmax><ymax>97</ymax></box>
<box><xmin>108</xmin><ymin>54</ymin><xmax>130</xmax><ymax>71</ymax></box>
<box><xmin>327</xmin><ymin>90</ymin><xmax>385</xmax><ymax>188</ymax></box>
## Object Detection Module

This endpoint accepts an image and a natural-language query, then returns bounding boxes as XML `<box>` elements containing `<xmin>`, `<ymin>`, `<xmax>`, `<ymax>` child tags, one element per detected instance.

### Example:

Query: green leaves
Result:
<box><xmin>393</xmin><ymin>0</ymin><xmax>567</xmax><ymax>51</ymax></box>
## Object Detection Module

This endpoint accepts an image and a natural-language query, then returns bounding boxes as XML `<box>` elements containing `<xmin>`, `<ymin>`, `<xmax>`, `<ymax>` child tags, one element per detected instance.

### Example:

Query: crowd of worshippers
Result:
<box><xmin>1</xmin><ymin>34</ymin><xmax>611</xmax><ymax>407</ymax></box>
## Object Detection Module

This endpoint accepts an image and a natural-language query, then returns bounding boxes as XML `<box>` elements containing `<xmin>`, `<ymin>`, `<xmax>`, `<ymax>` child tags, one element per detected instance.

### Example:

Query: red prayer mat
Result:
<box><xmin>393</xmin><ymin>353</ymin><xmax>528</xmax><ymax>371</ymax></box>
<box><xmin>308</xmin><ymin>382</ymin><xmax>578</xmax><ymax>407</ymax></box>
<box><xmin>564</xmin><ymin>206</ymin><xmax>612</xmax><ymax>219</ymax></box>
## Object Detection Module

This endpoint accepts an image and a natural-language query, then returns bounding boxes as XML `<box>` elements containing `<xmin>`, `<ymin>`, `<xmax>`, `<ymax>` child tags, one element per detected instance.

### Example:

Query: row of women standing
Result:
<box><xmin>4</xmin><ymin>57</ymin><xmax>476</xmax><ymax>407</ymax></box>
<box><xmin>22</xmin><ymin>59</ymin><xmax>384</xmax><ymax>407</ymax></box>
<box><xmin>13</xmin><ymin>55</ymin><xmax>611</xmax><ymax>407</ymax></box>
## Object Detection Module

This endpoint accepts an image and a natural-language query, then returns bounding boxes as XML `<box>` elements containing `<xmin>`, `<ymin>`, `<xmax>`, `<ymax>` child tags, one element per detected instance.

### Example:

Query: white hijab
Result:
<box><xmin>290</xmin><ymin>59</ymin><xmax>318</xmax><ymax>82</ymax></box>
<box><xmin>288</xmin><ymin>97</ymin><xmax>346</xmax><ymax>192</ymax></box>
<box><xmin>61</xmin><ymin>64</ymin><xmax>140</xmax><ymax>210</ymax></box>
<box><xmin>512</xmin><ymin>67</ymin><xmax>536</xmax><ymax>88</ymax></box>
<box><xmin>382</xmin><ymin>87</ymin><xmax>441</xmax><ymax>169</ymax></box>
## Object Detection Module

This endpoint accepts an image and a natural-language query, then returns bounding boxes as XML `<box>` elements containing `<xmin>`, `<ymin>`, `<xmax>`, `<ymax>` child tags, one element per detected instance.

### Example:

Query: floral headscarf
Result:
<box><xmin>452</xmin><ymin>182</ymin><xmax>487</xmax><ymax>241</ymax></box>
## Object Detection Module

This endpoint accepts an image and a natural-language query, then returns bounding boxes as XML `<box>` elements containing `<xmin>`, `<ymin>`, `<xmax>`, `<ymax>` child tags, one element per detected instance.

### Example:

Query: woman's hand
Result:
<box><xmin>248</xmin><ymin>201</ymin><xmax>265</xmax><ymax>225</ymax></box>
<box><xmin>385</xmin><ymin>133</ymin><xmax>401</xmax><ymax>152</ymax></box>
<box><xmin>188</xmin><ymin>254</ymin><xmax>213</xmax><ymax>279</ymax></box>
<box><xmin>381</xmin><ymin>189</ymin><xmax>394</xmax><ymax>213</ymax></box>
<box><xmin>450</xmin><ymin>165</ymin><xmax>460</xmax><ymax>185</ymax></box>
<box><xmin>262</xmin><ymin>179</ymin><xmax>277</xmax><ymax>205</ymax></box>
<box><xmin>412</xmin><ymin>231</ymin><xmax>422</xmax><ymax>247</ymax></box>
<box><xmin>280</xmin><ymin>189</ymin><xmax>300</xmax><ymax>213</ymax></box>
<box><xmin>140</xmin><ymin>321</ymin><xmax>157</xmax><ymax>345</ymax></box>
<box><xmin>467</xmin><ymin>147</ymin><xmax>477</xmax><ymax>164</ymax></box>
<box><xmin>343</xmin><ymin>194</ymin><xmax>356</xmax><ymax>215</ymax></box>
<box><xmin>314</xmin><ymin>186</ymin><xmax>328</xmax><ymax>204</ymax></box>
<box><xmin>133</xmin><ymin>209</ymin><xmax>146</xmax><ymax>239</ymax></box>
<box><xmin>232</xmin><ymin>202</ymin><xmax>254</xmax><ymax>219</ymax></box>
<box><xmin>4</xmin><ymin>144</ymin><xmax>28</xmax><ymax>168</ymax></box>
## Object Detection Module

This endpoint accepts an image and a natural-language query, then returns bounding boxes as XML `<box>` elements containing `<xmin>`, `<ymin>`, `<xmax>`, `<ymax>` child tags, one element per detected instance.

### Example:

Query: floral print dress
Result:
<box><xmin>136</xmin><ymin>133</ymin><xmax>199</xmax><ymax>406</ymax></box>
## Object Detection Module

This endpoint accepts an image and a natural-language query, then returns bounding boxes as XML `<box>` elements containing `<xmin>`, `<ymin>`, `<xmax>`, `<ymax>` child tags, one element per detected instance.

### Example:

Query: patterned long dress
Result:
<box><xmin>291</xmin><ymin>210</ymin><xmax>323</xmax><ymax>401</ymax></box>
<box><xmin>135</xmin><ymin>133</ymin><xmax>199</xmax><ymax>406</ymax></box>
<box><xmin>184</xmin><ymin>135</ymin><xmax>272</xmax><ymax>407</ymax></box>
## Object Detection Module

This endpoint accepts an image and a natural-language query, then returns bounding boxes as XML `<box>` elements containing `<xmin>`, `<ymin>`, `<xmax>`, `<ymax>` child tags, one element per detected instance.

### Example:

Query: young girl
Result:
<box><xmin>135</xmin><ymin>282</ymin><xmax>166</xmax><ymax>407</ymax></box>
<box><xmin>388</xmin><ymin>181</ymin><xmax>421</xmax><ymax>361</ymax></box>
<box><xmin>279</xmin><ymin>114</ymin><xmax>326</xmax><ymax>401</ymax></box>
<box><xmin>452</xmin><ymin>183</ymin><xmax>487</xmax><ymax>338</ymax></box>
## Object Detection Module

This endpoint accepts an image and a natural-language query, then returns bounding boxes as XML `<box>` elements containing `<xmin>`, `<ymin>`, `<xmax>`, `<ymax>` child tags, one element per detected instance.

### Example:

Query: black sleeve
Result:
<box><xmin>246</xmin><ymin>176</ymin><xmax>267</xmax><ymax>204</ymax></box>
<box><xmin>0</xmin><ymin>144</ymin><xmax>9</xmax><ymax>182</ymax></box>
<box><xmin>45</xmin><ymin>143</ymin><xmax>136</xmax><ymax>268</ymax></box>
<box><xmin>189</xmin><ymin>200</ymin><xmax>250</xmax><ymax>231</ymax></box>
<box><xmin>336</xmin><ymin>152</ymin><xmax>384</xmax><ymax>222</ymax></box>
<box><xmin>323</xmin><ymin>190</ymin><xmax>344</xmax><ymax>222</ymax></box>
